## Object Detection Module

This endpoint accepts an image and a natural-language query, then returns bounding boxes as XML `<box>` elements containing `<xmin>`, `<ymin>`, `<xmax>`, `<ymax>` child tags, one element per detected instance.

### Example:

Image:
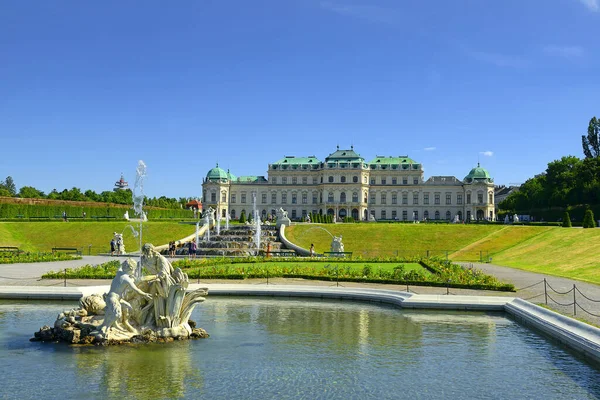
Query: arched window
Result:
<box><xmin>328</xmin><ymin>176</ymin><xmax>334</xmax><ymax>183</ymax></box>
<box><xmin>328</xmin><ymin>192</ymin><xmax>334</xmax><ymax>202</ymax></box>
<box><xmin>222</xmin><ymin>209</ymin><xmax>226</xmax><ymax>218</ymax></box>
<box><xmin>446</xmin><ymin>211</ymin><xmax>451</xmax><ymax>220</ymax></box>
<box><xmin>340</xmin><ymin>192</ymin><xmax>346</xmax><ymax>202</ymax></box>
<box><xmin>341</xmin><ymin>176</ymin><xmax>346</xmax><ymax>183</ymax></box>
<box><xmin>457</xmin><ymin>211</ymin><xmax>463</xmax><ymax>221</ymax></box>
<box><xmin>381</xmin><ymin>210</ymin><xmax>387</xmax><ymax>219</ymax></box>
<box><xmin>424</xmin><ymin>210</ymin><xmax>429</xmax><ymax>219</ymax></box>
<box><xmin>435</xmin><ymin>211</ymin><xmax>440</xmax><ymax>220</ymax></box>
<box><xmin>353</xmin><ymin>176</ymin><xmax>358</xmax><ymax>183</ymax></box>
<box><xmin>230</xmin><ymin>209</ymin><xmax>236</xmax><ymax>219</ymax></box>
<box><xmin>489</xmin><ymin>192</ymin><xmax>493</xmax><ymax>204</ymax></box>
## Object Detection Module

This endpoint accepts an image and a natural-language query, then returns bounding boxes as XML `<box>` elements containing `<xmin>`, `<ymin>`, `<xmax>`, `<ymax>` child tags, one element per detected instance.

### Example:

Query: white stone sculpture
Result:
<box><xmin>513</xmin><ymin>214</ymin><xmax>520</xmax><ymax>223</ymax></box>
<box><xmin>114</xmin><ymin>232</ymin><xmax>125</xmax><ymax>255</ymax></box>
<box><xmin>504</xmin><ymin>215</ymin><xmax>510</xmax><ymax>224</ymax></box>
<box><xmin>330</xmin><ymin>235</ymin><xmax>344</xmax><ymax>253</ymax></box>
<box><xmin>124</xmin><ymin>210</ymin><xmax>130</xmax><ymax>221</ymax></box>
<box><xmin>33</xmin><ymin>244</ymin><xmax>209</xmax><ymax>345</ymax></box>
<box><xmin>276</xmin><ymin>207</ymin><xmax>291</xmax><ymax>227</ymax></box>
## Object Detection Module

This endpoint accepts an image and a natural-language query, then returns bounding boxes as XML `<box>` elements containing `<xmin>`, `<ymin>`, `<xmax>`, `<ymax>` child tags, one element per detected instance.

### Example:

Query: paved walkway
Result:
<box><xmin>1</xmin><ymin>256</ymin><xmax>599</xmax><ymax>326</ymax></box>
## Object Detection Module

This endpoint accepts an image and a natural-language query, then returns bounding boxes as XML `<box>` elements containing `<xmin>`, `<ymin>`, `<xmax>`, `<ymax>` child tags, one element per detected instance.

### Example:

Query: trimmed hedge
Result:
<box><xmin>0</xmin><ymin>202</ymin><xmax>193</xmax><ymax>219</ymax></box>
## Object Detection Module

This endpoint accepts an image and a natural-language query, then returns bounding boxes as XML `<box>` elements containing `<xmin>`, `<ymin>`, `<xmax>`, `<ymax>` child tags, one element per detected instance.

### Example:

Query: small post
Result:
<box><xmin>64</xmin><ymin>268</ymin><xmax>67</xmax><ymax>287</ymax></box>
<box><xmin>446</xmin><ymin>279</ymin><xmax>451</xmax><ymax>295</ymax></box>
<box><xmin>573</xmin><ymin>284</ymin><xmax>576</xmax><ymax>316</ymax></box>
<box><xmin>267</xmin><ymin>267</ymin><xmax>269</xmax><ymax>285</ymax></box>
<box><xmin>336</xmin><ymin>266</ymin><xmax>339</xmax><ymax>287</ymax></box>
<box><xmin>88</xmin><ymin>244</ymin><xmax>92</xmax><ymax>256</ymax></box>
<box><xmin>544</xmin><ymin>278</ymin><xmax>548</xmax><ymax>305</ymax></box>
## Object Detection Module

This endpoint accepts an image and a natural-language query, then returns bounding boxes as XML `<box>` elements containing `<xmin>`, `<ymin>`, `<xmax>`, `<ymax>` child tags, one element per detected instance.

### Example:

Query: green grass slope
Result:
<box><xmin>286</xmin><ymin>223</ymin><xmax>600</xmax><ymax>284</ymax></box>
<box><xmin>0</xmin><ymin>222</ymin><xmax>196</xmax><ymax>254</ymax></box>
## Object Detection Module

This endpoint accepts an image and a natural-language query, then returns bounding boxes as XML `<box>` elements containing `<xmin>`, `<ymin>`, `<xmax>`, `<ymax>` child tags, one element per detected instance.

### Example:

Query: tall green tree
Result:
<box><xmin>583</xmin><ymin>209</ymin><xmax>596</xmax><ymax>228</ymax></box>
<box><xmin>18</xmin><ymin>186</ymin><xmax>45</xmax><ymax>198</ymax></box>
<box><xmin>0</xmin><ymin>176</ymin><xmax>16</xmax><ymax>196</ymax></box>
<box><xmin>562</xmin><ymin>211</ymin><xmax>572</xmax><ymax>227</ymax></box>
<box><xmin>582</xmin><ymin>117</ymin><xmax>600</xmax><ymax>159</ymax></box>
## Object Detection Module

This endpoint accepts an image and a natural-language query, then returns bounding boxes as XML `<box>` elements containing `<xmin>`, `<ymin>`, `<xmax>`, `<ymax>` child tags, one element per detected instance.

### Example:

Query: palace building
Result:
<box><xmin>202</xmin><ymin>146</ymin><xmax>495</xmax><ymax>222</ymax></box>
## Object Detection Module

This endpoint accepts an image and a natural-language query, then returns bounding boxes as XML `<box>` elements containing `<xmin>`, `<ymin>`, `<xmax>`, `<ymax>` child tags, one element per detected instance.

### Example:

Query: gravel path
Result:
<box><xmin>2</xmin><ymin>257</ymin><xmax>599</xmax><ymax>326</ymax></box>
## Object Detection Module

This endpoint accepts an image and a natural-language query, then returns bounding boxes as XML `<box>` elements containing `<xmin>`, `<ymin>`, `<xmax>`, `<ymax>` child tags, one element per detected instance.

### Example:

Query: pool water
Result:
<box><xmin>0</xmin><ymin>297</ymin><xmax>599</xmax><ymax>399</ymax></box>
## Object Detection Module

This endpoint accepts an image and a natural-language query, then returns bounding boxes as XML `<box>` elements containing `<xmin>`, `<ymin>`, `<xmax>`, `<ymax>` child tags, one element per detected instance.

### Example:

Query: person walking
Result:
<box><xmin>188</xmin><ymin>241</ymin><xmax>197</xmax><ymax>259</ymax></box>
<box><xmin>310</xmin><ymin>243</ymin><xmax>315</xmax><ymax>257</ymax></box>
<box><xmin>110</xmin><ymin>238</ymin><xmax>116</xmax><ymax>256</ymax></box>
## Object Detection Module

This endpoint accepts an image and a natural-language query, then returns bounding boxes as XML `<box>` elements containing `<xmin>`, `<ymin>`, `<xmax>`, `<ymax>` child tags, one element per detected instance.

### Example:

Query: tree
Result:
<box><xmin>583</xmin><ymin>209</ymin><xmax>596</xmax><ymax>228</ymax></box>
<box><xmin>0</xmin><ymin>176</ymin><xmax>16</xmax><ymax>196</ymax></box>
<box><xmin>18</xmin><ymin>186</ymin><xmax>45</xmax><ymax>198</ymax></box>
<box><xmin>239</xmin><ymin>210</ymin><xmax>246</xmax><ymax>223</ymax></box>
<box><xmin>562</xmin><ymin>211</ymin><xmax>572</xmax><ymax>227</ymax></box>
<box><xmin>582</xmin><ymin>117</ymin><xmax>600</xmax><ymax>159</ymax></box>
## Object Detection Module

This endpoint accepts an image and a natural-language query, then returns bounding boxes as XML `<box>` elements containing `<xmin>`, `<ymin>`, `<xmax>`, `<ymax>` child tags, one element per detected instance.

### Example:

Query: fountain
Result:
<box><xmin>252</xmin><ymin>193</ymin><xmax>261</xmax><ymax>253</ymax></box>
<box><xmin>216</xmin><ymin>214</ymin><xmax>221</xmax><ymax>236</ymax></box>
<box><xmin>33</xmin><ymin>246</ymin><xmax>209</xmax><ymax>344</ymax></box>
<box><xmin>203</xmin><ymin>211</ymin><xmax>211</xmax><ymax>242</ymax></box>
<box><xmin>225</xmin><ymin>211</ymin><xmax>230</xmax><ymax>230</ymax></box>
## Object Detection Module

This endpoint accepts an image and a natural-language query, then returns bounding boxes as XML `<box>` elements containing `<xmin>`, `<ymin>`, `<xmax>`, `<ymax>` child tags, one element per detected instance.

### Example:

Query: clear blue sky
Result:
<box><xmin>1</xmin><ymin>0</ymin><xmax>599</xmax><ymax>199</ymax></box>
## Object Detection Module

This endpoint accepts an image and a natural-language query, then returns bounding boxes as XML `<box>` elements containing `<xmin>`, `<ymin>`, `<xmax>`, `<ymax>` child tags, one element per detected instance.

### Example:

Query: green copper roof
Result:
<box><xmin>235</xmin><ymin>176</ymin><xmax>268</xmax><ymax>183</ymax></box>
<box><xmin>271</xmin><ymin>156</ymin><xmax>321</xmax><ymax>165</ymax></box>
<box><xmin>325</xmin><ymin>146</ymin><xmax>364</xmax><ymax>162</ymax></box>
<box><xmin>367</xmin><ymin>156</ymin><xmax>417</xmax><ymax>165</ymax></box>
<box><xmin>206</xmin><ymin>163</ymin><xmax>228</xmax><ymax>181</ymax></box>
<box><xmin>464</xmin><ymin>163</ymin><xmax>492</xmax><ymax>181</ymax></box>
<box><xmin>227</xmin><ymin>169</ymin><xmax>237</xmax><ymax>181</ymax></box>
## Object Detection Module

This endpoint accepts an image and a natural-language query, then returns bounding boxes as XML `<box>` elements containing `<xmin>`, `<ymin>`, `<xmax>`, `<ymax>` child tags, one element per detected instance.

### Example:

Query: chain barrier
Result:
<box><xmin>0</xmin><ymin>275</ymin><xmax>42</xmax><ymax>280</ymax></box>
<box><xmin>518</xmin><ymin>279</ymin><xmax>600</xmax><ymax>320</ymax></box>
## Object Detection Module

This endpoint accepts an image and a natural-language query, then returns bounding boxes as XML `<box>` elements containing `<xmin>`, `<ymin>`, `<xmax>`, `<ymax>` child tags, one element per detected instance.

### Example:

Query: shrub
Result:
<box><xmin>583</xmin><ymin>209</ymin><xmax>596</xmax><ymax>228</ymax></box>
<box><xmin>239</xmin><ymin>210</ymin><xmax>246</xmax><ymax>224</ymax></box>
<box><xmin>562</xmin><ymin>211</ymin><xmax>572</xmax><ymax>227</ymax></box>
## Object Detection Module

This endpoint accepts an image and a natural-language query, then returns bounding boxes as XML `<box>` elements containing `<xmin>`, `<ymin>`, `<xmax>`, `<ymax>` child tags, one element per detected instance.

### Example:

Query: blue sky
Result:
<box><xmin>1</xmin><ymin>0</ymin><xmax>599</xmax><ymax>198</ymax></box>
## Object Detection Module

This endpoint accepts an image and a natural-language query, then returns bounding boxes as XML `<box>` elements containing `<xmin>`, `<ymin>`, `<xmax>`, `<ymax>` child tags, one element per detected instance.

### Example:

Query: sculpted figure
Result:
<box><xmin>330</xmin><ymin>235</ymin><xmax>344</xmax><ymax>253</ymax></box>
<box><xmin>97</xmin><ymin>259</ymin><xmax>152</xmax><ymax>339</ymax></box>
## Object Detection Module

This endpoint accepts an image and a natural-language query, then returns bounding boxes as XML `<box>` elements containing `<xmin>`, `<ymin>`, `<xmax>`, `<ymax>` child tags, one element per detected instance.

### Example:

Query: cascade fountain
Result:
<box><xmin>216</xmin><ymin>215</ymin><xmax>221</xmax><ymax>236</ymax></box>
<box><xmin>203</xmin><ymin>212</ymin><xmax>211</xmax><ymax>242</ymax></box>
<box><xmin>133</xmin><ymin>160</ymin><xmax>146</xmax><ymax>278</ymax></box>
<box><xmin>225</xmin><ymin>212</ymin><xmax>230</xmax><ymax>230</ymax></box>
<box><xmin>252</xmin><ymin>193</ymin><xmax>261</xmax><ymax>254</ymax></box>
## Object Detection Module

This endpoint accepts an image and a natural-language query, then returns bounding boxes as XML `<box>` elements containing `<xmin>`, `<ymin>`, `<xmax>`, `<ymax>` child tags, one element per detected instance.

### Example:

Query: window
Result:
<box><xmin>292</xmin><ymin>210</ymin><xmax>297</xmax><ymax>219</ymax></box>
<box><xmin>282</xmin><ymin>177</ymin><xmax>287</xmax><ymax>184</ymax></box>
<box><xmin>381</xmin><ymin>193</ymin><xmax>387</xmax><ymax>204</ymax></box>
<box><xmin>381</xmin><ymin>178</ymin><xmax>386</xmax><ymax>185</ymax></box>
<box><xmin>446</xmin><ymin>193</ymin><xmax>451</xmax><ymax>205</ymax></box>
<box><xmin>467</xmin><ymin>193</ymin><xmax>471</xmax><ymax>204</ymax></box>
<box><xmin>329</xmin><ymin>176</ymin><xmax>334</xmax><ymax>183</ymax></box>
<box><xmin>340</xmin><ymin>192</ymin><xmax>346</xmax><ymax>202</ymax></box>
<box><xmin>352</xmin><ymin>192</ymin><xmax>358</xmax><ymax>202</ymax></box>
<box><xmin>478</xmin><ymin>193</ymin><xmax>483</xmax><ymax>204</ymax></box>
<box><xmin>231</xmin><ymin>194</ymin><xmax>237</xmax><ymax>203</ymax></box>
<box><xmin>341</xmin><ymin>176</ymin><xmax>346</xmax><ymax>183</ymax></box>
<box><xmin>457</xmin><ymin>194</ymin><xmax>463</xmax><ymax>205</ymax></box>
<box><xmin>370</xmin><ymin>192</ymin><xmax>376</xmax><ymax>204</ymax></box>
<box><xmin>435</xmin><ymin>211</ymin><xmax>440</xmax><ymax>220</ymax></box>
<box><xmin>434</xmin><ymin>194</ymin><xmax>440</xmax><ymax>205</ymax></box>
<box><xmin>353</xmin><ymin>176</ymin><xmax>358</xmax><ymax>183</ymax></box>
<box><xmin>292</xmin><ymin>193</ymin><xmax>297</xmax><ymax>204</ymax></box>
<box><xmin>424</xmin><ymin>193</ymin><xmax>429</xmax><ymax>205</ymax></box>
<box><xmin>292</xmin><ymin>177</ymin><xmax>297</xmax><ymax>184</ymax></box>
<box><xmin>413</xmin><ymin>193</ymin><xmax>418</xmax><ymax>205</ymax></box>
<box><xmin>302</xmin><ymin>210</ymin><xmax>307</xmax><ymax>218</ymax></box>
<box><xmin>370</xmin><ymin>178</ymin><xmax>375</xmax><ymax>184</ymax></box>
<box><xmin>392</xmin><ymin>193</ymin><xmax>397</xmax><ymax>204</ymax></box>
<box><xmin>402</xmin><ymin>178</ymin><xmax>408</xmax><ymax>185</ymax></box>
<box><xmin>271</xmin><ymin>177</ymin><xmax>277</xmax><ymax>184</ymax></box>
<box><xmin>302</xmin><ymin>177</ymin><xmax>307</xmax><ymax>185</ymax></box>
<box><xmin>381</xmin><ymin>210</ymin><xmax>386</xmax><ymax>219</ymax></box>
<box><xmin>489</xmin><ymin>193</ymin><xmax>493</xmax><ymax>204</ymax></box>
<box><xmin>364</xmin><ymin>192</ymin><xmax>368</xmax><ymax>203</ymax></box>
<box><xmin>241</xmin><ymin>194</ymin><xmax>246</xmax><ymax>204</ymax></box>
<box><xmin>261</xmin><ymin>193</ymin><xmax>267</xmax><ymax>204</ymax></box>
<box><xmin>282</xmin><ymin>193</ymin><xmax>287</xmax><ymax>204</ymax></box>
<box><xmin>392</xmin><ymin>178</ymin><xmax>397</xmax><ymax>185</ymax></box>
<box><xmin>392</xmin><ymin>210</ymin><xmax>397</xmax><ymax>219</ymax></box>
<box><xmin>312</xmin><ymin>193</ymin><xmax>318</xmax><ymax>204</ymax></box>
<box><xmin>413</xmin><ymin>179</ymin><xmax>418</xmax><ymax>185</ymax></box>
<box><xmin>446</xmin><ymin>211</ymin><xmax>451</xmax><ymax>220</ymax></box>
<box><xmin>402</xmin><ymin>210</ymin><xmax>408</xmax><ymax>220</ymax></box>
<box><xmin>402</xmin><ymin>193</ymin><xmax>408</xmax><ymax>205</ymax></box>
<box><xmin>211</xmin><ymin>192</ymin><xmax>216</xmax><ymax>202</ymax></box>
<box><xmin>370</xmin><ymin>209</ymin><xmax>376</xmax><ymax>218</ymax></box>
<box><xmin>328</xmin><ymin>192</ymin><xmax>334</xmax><ymax>203</ymax></box>
<box><xmin>221</xmin><ymin>192</ymin><xmax>226</xmax><ymax>202</ymax></box>
<box><xmin>271</xmin><ymin>193</ymin><xmax>277</xmax><ymax>204</ymax></box>
<box><xmin>413</xmin><ymin>210</ymin><xmax>419</xmax><ymax>220</ymax></box>
<box><xmin>424</xmin><ymin>210</ymin><xmax>429</xmax><ymax>219</ymax></box>
<box><xmin>230</xmin><ymin>209</ymin><xmax>236</xmax><ymax>219</ymax></box>
<box><xmin>313</xmin><ymin>177</ymin><xmax>318</xmax><ymax>184</ymax></box>
<box><xmin>302</xmin><ymin>193</ymin><xmax>308</xmax><ymax>204</ymax></box>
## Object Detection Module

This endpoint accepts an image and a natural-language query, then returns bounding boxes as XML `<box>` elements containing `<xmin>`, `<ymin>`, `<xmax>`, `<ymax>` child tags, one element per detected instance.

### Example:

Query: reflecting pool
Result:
<box><xmin>1</xmin><ymin>298</ymin><xmax>599</xmax><ymax>399</ymax></box>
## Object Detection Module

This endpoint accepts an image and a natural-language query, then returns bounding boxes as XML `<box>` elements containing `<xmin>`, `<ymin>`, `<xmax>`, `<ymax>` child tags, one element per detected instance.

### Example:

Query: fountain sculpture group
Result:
<box><xmin>33</xmin><ymin>244</ymin><xmax>209</xmax><ymax>345</ymax></box>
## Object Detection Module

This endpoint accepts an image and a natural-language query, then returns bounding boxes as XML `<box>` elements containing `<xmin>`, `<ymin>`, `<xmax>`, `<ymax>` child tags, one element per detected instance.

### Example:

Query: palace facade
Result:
<box><xmin>202</xmin><ymin>147</ymin><xmax>495</xmax><ymax>222</ymax></box>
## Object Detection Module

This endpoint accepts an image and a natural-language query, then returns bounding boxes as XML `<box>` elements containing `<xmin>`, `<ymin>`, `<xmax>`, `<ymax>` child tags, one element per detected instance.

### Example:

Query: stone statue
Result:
<box><xmin>276</xmin><ymin>207</ymin><xmax>288</xmax><ymax>219</ymax></box>
<box><xmin>124</xmin><ymin>210</ymin><xmax>130</xmax><ymax>221</ymax></box>
<box><xmin>33</xmin><ymin>244</ymin><xmax>209</xmax><ymax>345</ymax></box>
<box><xmin>330</xmin><ymin>235</ymin><xmax>344</xmax><ymax>253</ymax></box>
<box><xmin>504</xmin><ymin>215</ymin><xmax>510</xmax><ymax>224</ymax></box>
<box><xmin>96</xmin><ymin>259</ymin><xmax>152</xmax><ymax>340</ymax></box>
<box><xmin>513</xmin><ymin>214</ymin><xmax>520</xmax><ymax>223</ymax></box>
<box><xmin>276</xmin><ymin>207</ymin><xmax>291</xmax><ymax>227</ymax></box>
<box><xmin>114</xmin><ymin>232</ymin><xmax>125</xmax><ymax>255</ymax></box>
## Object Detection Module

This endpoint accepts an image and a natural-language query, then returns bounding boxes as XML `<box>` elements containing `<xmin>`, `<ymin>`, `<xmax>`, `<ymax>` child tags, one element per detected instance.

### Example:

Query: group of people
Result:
<box><xmin>110</xmin><ymin>234</ymin><xmax>124</xmax><ymax>256</ymax></box>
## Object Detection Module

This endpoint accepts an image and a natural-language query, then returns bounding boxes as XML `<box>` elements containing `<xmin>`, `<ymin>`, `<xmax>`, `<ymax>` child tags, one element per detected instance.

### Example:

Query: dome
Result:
<box><xmin>206</xmin><ymin>163</ymin><xmax>229</xmax><ymax>181</ymax></box>
<box><xmin>464</xmin><ymin>163</ymin><xmax>492</xmax><ymax>183</ymax></box>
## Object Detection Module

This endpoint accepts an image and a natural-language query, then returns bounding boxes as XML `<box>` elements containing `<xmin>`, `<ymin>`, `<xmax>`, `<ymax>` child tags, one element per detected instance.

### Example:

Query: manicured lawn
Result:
<box><xmin>0</xmin><ymin>222</ymin><xmax>196</xmax><ymax>254</ymax></box>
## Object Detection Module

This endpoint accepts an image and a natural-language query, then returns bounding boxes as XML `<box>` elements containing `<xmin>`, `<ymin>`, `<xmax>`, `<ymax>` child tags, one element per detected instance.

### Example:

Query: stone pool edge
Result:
<box><xmin>1</xmin><ymin>284</ymin><xmax>599</xmax><ymax>363</ymax></box>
